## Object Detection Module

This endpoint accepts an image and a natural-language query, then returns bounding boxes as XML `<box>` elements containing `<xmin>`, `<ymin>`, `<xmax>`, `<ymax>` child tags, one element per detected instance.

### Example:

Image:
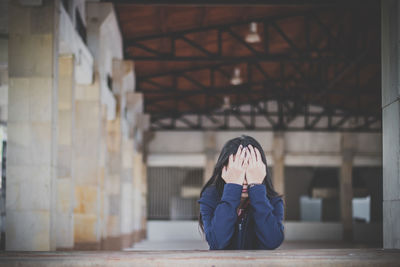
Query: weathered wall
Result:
<box><xmin>7</xmin><ymin>0</ymin><xmax>59</xmax><ymax>251</ymax></box>
<box><xmin>148</xmin><ymin>131</ymin><xmax>382</xmax><ymax>167</ymax></box>
<box><xmin>381</xmin><ymin>0</ymin><xmax>400</xmax><ymax>249</ymax></box>
<box><xmin>73</xmin><ymin>75</ymin><xmax>102</xmax><ymax>250</ymax></box>
<box><xmin>0</xmin><ymin>0</ymin><xmax>7</xmax><ymax>124</ymax></box>
<box><xmin>5</xmin><ymin>0</ymin><xmax>144</xmax><ymax>251</ymax></box>
<box><xmin>56</xmin><ymin>55</ymin><xmax>75</xmax><ymax>249</ymax></box>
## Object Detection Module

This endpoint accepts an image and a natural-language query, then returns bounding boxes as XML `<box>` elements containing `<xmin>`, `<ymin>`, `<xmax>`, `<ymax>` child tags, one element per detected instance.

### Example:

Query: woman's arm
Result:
<box><xmin>248</xmin><ymin>185</ymin><xmax>284</xmax><ymax>249</ymax></box>
<box><xmin>199</xmin><ymin>183</ymin><xmax>242</xmax><ymax>250</ymax></box>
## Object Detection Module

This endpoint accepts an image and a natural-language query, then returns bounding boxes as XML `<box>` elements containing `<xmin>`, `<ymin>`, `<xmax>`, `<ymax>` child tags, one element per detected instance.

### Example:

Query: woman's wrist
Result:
<box><xmin>226</xmin><ymin>181</ymin><xmax>243</xmax><ymax>186</ymax></box>
<box><xmin>248</xmin><ymin>183</ymin><xmax>262</xmax><ymax>189</ymax></box>
<box><xmin>246</xmin><ymin>176</ymin><xmax>265</xmax><ymax>185</ymax></box>
<box><xmin>222</xmin><ymin>183</ymin><xmax>243</xmax><ymax>201</ymax></box>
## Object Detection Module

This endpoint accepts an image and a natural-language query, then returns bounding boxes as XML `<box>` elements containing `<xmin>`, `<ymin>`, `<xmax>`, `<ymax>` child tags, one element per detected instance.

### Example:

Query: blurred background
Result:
<box><xmin>0</xmin><ymin>0</ymin><xmax>398</xmax><ymax>252</ymax></box>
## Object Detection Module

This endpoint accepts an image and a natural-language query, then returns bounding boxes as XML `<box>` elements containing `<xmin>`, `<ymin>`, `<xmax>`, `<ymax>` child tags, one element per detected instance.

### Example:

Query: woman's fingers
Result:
<box><xmin>223</xmin><ymin>145</ymin><xmax>250</xmax><ymax>185</ymax></box>
<box><xmin>243</xmin><ymin>151</ymin><xmax>251</xmax><ymax>167</ymax></box>
<box><xmin>221</xmin><ymin>166</ymin><xmax>227</xmax><ymax>179</ymax></box>
<box><xmin>236</xmin><ymin>146</ymin><xmax>246</xmax><ymax>167</ymax></box>
<box><xmin>228</xmin><ymin>154</ymin><xmax>234</xmax><ymax>167</ymax></box>
<box><xmin>234</xmin><ymin>145</ymin><xmax>242</xmax><ymax>164</ymax></box>
<box><xmin>249</xmin><ymin>145</ymin><xmax>257</xmax><ymax>165</ymax></box>
<box><xmin>254</xmin><ymin>148</ymin><xmax>266</xmax><ymax>176</ymax></box>
<box><xmin>255</xmin><ymin>147</ymin><xmax>262</xmax><ymax>163</ymax></box>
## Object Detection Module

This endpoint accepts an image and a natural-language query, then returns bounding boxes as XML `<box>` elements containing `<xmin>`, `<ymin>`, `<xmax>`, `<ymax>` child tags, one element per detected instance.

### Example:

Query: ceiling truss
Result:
<box><xmin>125</xmin><ymin>10</ymin><xmax>364</xmax><ymax>62</ymax></box>
<box><xmin>116</xmin><ymin>4</ymin><xmax>381</xmax><ymax>132</ymax></box>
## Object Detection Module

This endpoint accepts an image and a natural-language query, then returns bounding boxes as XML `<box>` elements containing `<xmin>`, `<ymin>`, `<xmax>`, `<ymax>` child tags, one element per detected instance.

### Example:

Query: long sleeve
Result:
<box><xmin>248</xmin><ymin>184</ymin><xmax>284</xmax><ymax>249</ymax></box>
<box><xmin>198</xmin><ymin>183</ymin><xmax>242</xmax><ymax>250</ymax></box>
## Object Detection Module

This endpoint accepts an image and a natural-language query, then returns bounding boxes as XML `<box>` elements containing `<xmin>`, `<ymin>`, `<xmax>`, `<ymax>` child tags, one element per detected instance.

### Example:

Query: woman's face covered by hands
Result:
<box><xmin>221</xmin><ymin>145</ymin><xmax>267</xmax><ymax>198</ymax></box>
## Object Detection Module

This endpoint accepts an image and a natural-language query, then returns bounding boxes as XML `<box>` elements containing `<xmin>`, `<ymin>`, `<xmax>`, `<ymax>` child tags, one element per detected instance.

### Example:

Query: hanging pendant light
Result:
<box><xmin>245</xmin><ymin>22</ymin><xmax>261</xmax><ymax>43</ymax></box>
<box><xmin>230</xmin><ymin>67</ymin><xmax>242</xmax><ymax>85</ymax></box>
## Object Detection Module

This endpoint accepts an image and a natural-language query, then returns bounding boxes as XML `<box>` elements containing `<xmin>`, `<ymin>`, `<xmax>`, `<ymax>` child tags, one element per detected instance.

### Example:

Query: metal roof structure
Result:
<box><xmin>109</xmin><ymin>0</ymin><xmax>381</xmax><ymax>131</ymax></box>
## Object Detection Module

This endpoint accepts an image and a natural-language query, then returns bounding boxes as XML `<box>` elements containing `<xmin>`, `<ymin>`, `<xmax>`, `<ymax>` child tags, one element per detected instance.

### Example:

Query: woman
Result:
<box><xmin>198</xmin><ymin>135</ymin><xmax>284</xmax><ymax>250</ymax></box>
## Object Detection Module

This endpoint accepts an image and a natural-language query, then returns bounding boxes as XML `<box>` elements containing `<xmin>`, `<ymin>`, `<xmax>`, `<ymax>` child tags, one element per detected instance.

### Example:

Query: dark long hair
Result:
<box><xmin>198</xmin><ymin>135</ymin><xmax>282</xmax><ymax>234</ymax></box>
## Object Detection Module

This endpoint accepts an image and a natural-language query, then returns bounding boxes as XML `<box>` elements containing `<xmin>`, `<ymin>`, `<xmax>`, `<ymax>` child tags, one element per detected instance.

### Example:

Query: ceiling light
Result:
<box><xmin>230</xmin><ymin>67</ymin><xmax>242</xmax><ymax>85</ymax></box>
<box><xmin>245</xmin><ymin>22</ymin><xmax>261</xmax><ymax>43</ymax></box>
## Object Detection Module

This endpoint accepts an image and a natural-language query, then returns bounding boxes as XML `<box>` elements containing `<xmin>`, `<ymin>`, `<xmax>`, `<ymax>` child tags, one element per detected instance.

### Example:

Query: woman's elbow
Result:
<box><xmin>268</xmin><ymin>235</ymin><xmax>284</xmax><ymax>250</ymax></box>
<box><xmin>206</xmin><ymin>232</ymin><xmax>231</xmax><ymax>250</ymax></box>
<box><xmin>259</xmin><ymin>230</ymin><xmax>284</xmax><ymax>250</ymax></box>
<box><xmin>209</xmin><ymin>242</ymin><xmax>229</xmax><ymax>250</ymax></box>
<box><xmin>215</xmin><ymin>240</ymin><xmax>231</xmax><ymax>250</ymax></box>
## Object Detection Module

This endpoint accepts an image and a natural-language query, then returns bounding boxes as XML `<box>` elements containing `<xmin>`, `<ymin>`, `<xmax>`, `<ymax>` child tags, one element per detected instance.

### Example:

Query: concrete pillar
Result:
<box><xmin>73</xmin><ymin>75</ymin><xmax>102</xmax><ymax>250</ymax></box>
<box><xmin>340</xmin><ymin>133</ymin><xmax>356</xmax><ymax>242</ymax></box>
<box><xmin>99</xmin><ymin>59</ymin><xmax>137</xmax><ymax>249</ymax></box>
<box><xmin>132</xmin><ymin>151</ymin><xmax>147</xmax><ymax>242</ymax></box>
<box><xmin>141</xmin><ymin>155</ymin><xmax>148</xmax><ymax>240</ymax></box>
<box><xmin>115</xmin><ymin>60</ymin><xmax>137</xmax><ymax>248</ymax></box>
<box><xmin>137</xmin><ymin>129</ymin><xmax>152</xmax><ymax>242</ymax></box>
<box><xmin>98</xmin><ymin>103</ymin><xmax>108</xmax><ymax>248</ymax></box>
<box><xmin>203</xmin><ymin>131</ymin><xmax>216</xmax><ymax>184</ymax></box>
<box><xmin>382</xmin><ymin>0</ymin><xmax>400</xmax><ymax>249</ymax></box>
<box><xmin>103</xmin><ymin>117</ymin><xmax>122</xmax><ymax>250</ymax></box>
<box><xmin>272</xmin><ymin>132</ymin><xmax>285</xmax><ymax>196</ymax></box>
<box><xmin>123</xmin><ymin>91</ymin><xmax>148</xmax><ymax>244</ymax></box>
<box><xmin>0</xmin><ymin>63</ymin><xmax>7</xmax><ymax>124</ymax></box>
<box><xmin>0</xmin><ymin>0</ymin><xmax>7</xmax><ymax>124</ymax></box>
<box><xmin>7</xmin><ymin>0</ymin><xmax>59</xmax><ymax>251</ymax></box>
<box><xmin>56</xmin><ymin>55</ymin><xmax>75</xmax><ymax>249</ymax></box>
<box><xmin>120</xmin><ymin>138</ymin><xmax>134</xmax><ymax>248</ymax></box>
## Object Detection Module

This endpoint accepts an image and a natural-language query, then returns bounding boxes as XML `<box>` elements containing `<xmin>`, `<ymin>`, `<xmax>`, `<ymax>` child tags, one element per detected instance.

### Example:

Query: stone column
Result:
<box><xmin>272</xmin><ymin>132</ymin><xmax>285</xmax><ymax>196</ymax></box>
<box><xmin>0</xmin><ymin>69</ymin><xmax>7</xmax><ymax>124</ymax></box>
<box><xmin>123</xmin><ymin>92</ymin><xmax>148</xmax><ymax>243</ymax></box>
<box><xmin>98</xmin><ymin>103</ymin><xmax>108</xmax><ymax>249</ymax></box>
<box><xmin>56</xmin><ymin>55</ymin><xmax>75</xmax><ymax>249</ymax></box>
<box><xmin>132</xmin><ymin>151</ymin><xmax>147</xmax><ymax>242</ymax></box>
<box><xmin>120</xmin><ymin>137</ymin><xmax>134</xmax><ymax>248</ymax></box>
<box><xmin>340</xmin><ymin>133</ymin><xmax>356</xmax><ymax>242</ymax></box>
<box><xmin>0</xmin><ymin>10</ymin><xmax>7</xmax><ymax>124</ymax></box>
<box><xmin>73</xmin><ymin>75</ymin><xmax>102</xmax><ymax>250</ymax></box>
<box><xmin>140</xmin><ymin>155</ymin><xmax>148</xmax><ymax>240</ymax></box>
<box><xmin>103</xmin><ymin>117</ymin><xmax>122</xmax><ymax>250</ymax></box>
<box><xmin>382</xmin><ymin>0</ymin><xmax>400</xmax><ymax>249</ymax></box>
<box><xmin>114</xmin><ymin>59</ymin><xmax>130</xmax><ymax>248</ymax></box>
<box><xmin>203</xmin><ymin>131</ymin><xmax>216</xmax><ymax>185</ymax></box>
<box><xmin>138</xmin><ymin>129</ymin><xmax>152</xmax><ymax>242</ymax></box>
<box><xmin>7</xmin><ymin>0</ymin><xmax>59</xmax><ymax>251</ymax></box>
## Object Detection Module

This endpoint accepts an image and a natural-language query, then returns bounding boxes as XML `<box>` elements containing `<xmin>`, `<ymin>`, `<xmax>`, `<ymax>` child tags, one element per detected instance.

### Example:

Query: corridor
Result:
<box><xmin>0</xmin><ymin>0</ymin><xmax>399</xmax><ymax>266</ymax></box>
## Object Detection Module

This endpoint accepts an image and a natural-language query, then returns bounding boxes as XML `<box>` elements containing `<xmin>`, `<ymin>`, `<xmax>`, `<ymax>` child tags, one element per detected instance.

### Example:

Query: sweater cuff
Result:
<box><xmin>221</xmin><ymin>183</ymin><xmax>242</xmax><ymax>204</ymax></box>
<box><xmin>248</xmin><ymin>184</ymin><xmax>274</xmax><ymax>210</ymax></box>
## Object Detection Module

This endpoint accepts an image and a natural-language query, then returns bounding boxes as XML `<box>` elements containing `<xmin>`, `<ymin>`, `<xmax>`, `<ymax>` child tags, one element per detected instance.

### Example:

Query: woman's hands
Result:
<box><xmin>221</xmin><ymin>145</ymin><xmax>266</xmax><ymax>185</ymax></box>
<box><xmin>221</xmin><ymin>145</ymin><xmax>250</xmax><ymax>185</ymax></box>
<box><xmin>245</xmin><ymin>145</ymin><xmax>267</xmax><ymax>185</ymax></box>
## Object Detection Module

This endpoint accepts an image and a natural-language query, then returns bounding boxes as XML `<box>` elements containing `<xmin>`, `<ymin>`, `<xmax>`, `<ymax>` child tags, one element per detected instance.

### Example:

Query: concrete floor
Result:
<box><xmin>0</xmin><ymin>249</ymin><xmax>399</xmax><ymax>267</ymax></box>
<box><xmin>127</xmin><ymin>240</ymin><xmax>209</xmax><ymax>250</ymax></box>
<box><xmin>126</xmin><ymin>239</ymin><xmax>381</xmax><ymax>251</ymax></box>
<box><xmin>0</xmin><ymin>238</ymin><xmax>392</xmax><ymax>267</ymax></box>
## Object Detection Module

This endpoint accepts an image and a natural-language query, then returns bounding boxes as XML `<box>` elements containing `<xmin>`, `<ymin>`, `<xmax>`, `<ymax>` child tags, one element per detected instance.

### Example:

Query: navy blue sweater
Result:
<box><xmin>198</xmin><ymin>183</ymin><xmax>284</xmax><ymax>250</ymax></box>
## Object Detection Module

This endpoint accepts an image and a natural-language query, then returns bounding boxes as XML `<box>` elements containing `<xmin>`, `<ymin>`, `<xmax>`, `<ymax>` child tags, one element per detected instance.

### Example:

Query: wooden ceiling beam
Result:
<box><xmin>108</xmin><ymin>0</ymin><xmax>376</xmax><ymax>7</ymax></box>
<box><xmin>124</xmin><ymin>9</ymin><xmax>371</xmax><ymax>63</ymax></box>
